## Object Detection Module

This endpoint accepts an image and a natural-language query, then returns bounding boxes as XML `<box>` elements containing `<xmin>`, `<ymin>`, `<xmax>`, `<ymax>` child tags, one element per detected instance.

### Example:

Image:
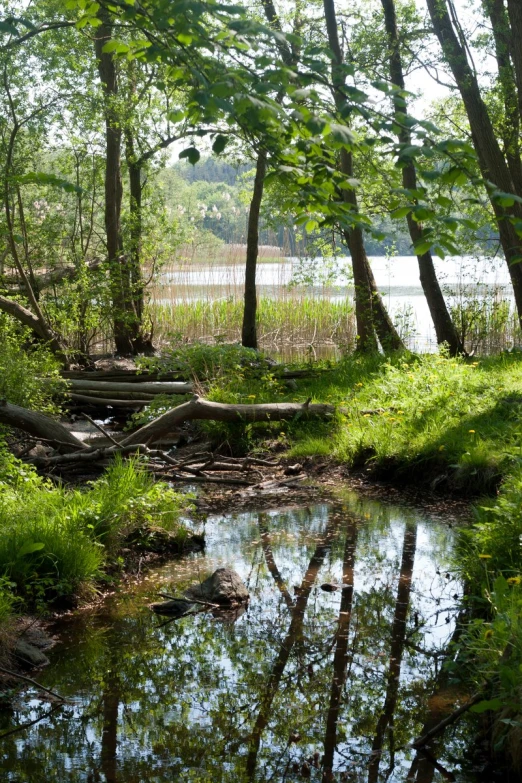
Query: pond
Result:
<box><xmin>0</xmin><ymin>493</ymin><xmax>478</xmax><ymax>782</ymax></box>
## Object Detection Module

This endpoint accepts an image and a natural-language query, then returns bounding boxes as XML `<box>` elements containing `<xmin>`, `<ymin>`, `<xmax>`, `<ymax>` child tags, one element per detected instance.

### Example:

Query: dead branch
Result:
<box><xmin>0</xmin><ymin>400</ymin><xmax>85</xmax><ymax>452</ymax></box>
<box><xmin>411</xmin><ymin>691</ymin><xmax>484</xmax><ymax>749</ymax></box>
<box><xmin>0</xmin><ymin>664</ymin><xmax>67</xmax><ymax>702</ymax></box>
<box><xmin>121</xmin><ymin>394</ymin><xmax>336</xmax><ymax>447</ymax></box>
<box><xmin>70</xmin><ymin>393</ymin><xmax>152</xmax><ymax>407</ymax></box>
<box><xmin>67</xmin><ymin>379</ymin><xmax>193</xmax><ymax>395</ymax></box>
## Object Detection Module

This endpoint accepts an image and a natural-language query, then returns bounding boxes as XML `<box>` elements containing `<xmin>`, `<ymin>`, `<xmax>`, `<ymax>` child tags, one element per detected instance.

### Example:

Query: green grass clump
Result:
<box><xmin>0</xmin><ymin>450</ymin><xmax>191</xmax><ymax>610</ymax></box>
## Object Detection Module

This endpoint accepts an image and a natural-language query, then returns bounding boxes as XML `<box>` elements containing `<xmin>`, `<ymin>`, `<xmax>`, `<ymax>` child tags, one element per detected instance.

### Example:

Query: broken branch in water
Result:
<box><xmin>0</xmin><ymin>665</ymin><xmax>68</xmax><ymax>703</ymax></box>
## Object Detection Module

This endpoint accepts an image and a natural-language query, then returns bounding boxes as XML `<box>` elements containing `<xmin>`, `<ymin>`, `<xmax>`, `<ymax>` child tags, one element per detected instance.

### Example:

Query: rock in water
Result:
<box><xmin>185</xmin><ymin>568</ymin><xmax>249</xmax><ymax>605</ymax></box>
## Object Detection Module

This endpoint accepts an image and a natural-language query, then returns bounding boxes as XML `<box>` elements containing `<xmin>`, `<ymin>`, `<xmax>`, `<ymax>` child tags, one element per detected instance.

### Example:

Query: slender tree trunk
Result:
<box><xmin>95</xmin><ymin>13</ymin><xmax>137</xmax><ymax>355</ymax></box>
<box><xmin>323</xmin><ymin>0</ymin><xmax>403</xmax><ymax>352</ymax></box>
<box><xmin>368</xmin><ymin>519</ymin><xmax>417</xmax><ymax>782</ymax></box>
<box><xmin>242</xmin><ymin>150</ymin><xmax>267</xmax><ymax>349</ymax></box>
<box><xmin>322</xmin><ymin>518</ymin><xmax>357</xmax><ymax>782</ymax></box>
<box><xmin>426</xmin><ymin>0</ymin><xmax>522</xmax><ymax>328</ymax></box>
<box><xmin>125</xmin><ymin>131</ymin><xmax>154</xmax><ymax>355</ymax></box>
<box><xmin>381</xmin><ymin>0</ymin><xmax>464</xmax><ymax>356</ymax></box>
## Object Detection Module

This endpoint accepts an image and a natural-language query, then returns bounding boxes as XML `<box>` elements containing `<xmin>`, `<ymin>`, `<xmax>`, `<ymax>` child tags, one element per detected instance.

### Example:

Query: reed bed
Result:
<box><xmin>147</xmin><ymin>296</ymin><xmax>356</xmax><ymax>353</ymax></box>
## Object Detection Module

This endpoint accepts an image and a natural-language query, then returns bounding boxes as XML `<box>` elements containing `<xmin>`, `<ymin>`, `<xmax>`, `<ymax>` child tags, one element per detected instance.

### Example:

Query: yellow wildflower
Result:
<box><xmin>507</xmin><ymin>576</ymin><xmax>522</xmax><ymax>585</ymax></box>
<box><xmin>468</xmin><ymin>429</ymin><xmax>475</xmax><ymax>433</ymax></box>
<box><xmin>439</xmin><ymin>445</ymin><xmax>445</xmax><ymax>451</ymax></box>
<box><xmin>478</xmin><ymin>554</ymin><xmax>492</xmax><ymax>560</ymax></box>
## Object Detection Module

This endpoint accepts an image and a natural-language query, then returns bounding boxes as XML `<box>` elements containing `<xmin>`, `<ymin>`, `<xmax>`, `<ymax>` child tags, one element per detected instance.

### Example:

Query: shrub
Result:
<box><xmin>0</xmin><ymin>313</ymin><xmax>65</xmax><ymax>413</ymax></box>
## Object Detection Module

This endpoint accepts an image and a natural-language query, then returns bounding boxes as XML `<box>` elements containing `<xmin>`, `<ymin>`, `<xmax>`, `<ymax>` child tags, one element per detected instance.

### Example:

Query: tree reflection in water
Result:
<box><xmin>0</xmin><ymin>498</ymin><xmax>471</xmax><ymax>782</ymax></box>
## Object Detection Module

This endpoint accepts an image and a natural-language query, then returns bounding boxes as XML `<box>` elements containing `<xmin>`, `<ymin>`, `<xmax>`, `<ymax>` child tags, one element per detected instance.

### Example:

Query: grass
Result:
<box><xmin>0</xmin><ymin>452</ymin><xmax>192</xmax><ymax>613</ymax></box>
<box><xmin>147</xmin><ymin>296</ymin><xmax>355</xmax><ymax>354</ymax></box>
<box><xmin>193</xmin><ymin>350</ymin><xmax>522</xmax><ymax>493</ymax></box>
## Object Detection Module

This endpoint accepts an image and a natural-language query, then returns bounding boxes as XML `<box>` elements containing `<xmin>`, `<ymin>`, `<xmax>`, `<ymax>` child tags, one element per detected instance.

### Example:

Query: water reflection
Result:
<box><xmin>0</xmin><ymin>496</ymin><xmax>475</xmax><ymax>782</ymax></box>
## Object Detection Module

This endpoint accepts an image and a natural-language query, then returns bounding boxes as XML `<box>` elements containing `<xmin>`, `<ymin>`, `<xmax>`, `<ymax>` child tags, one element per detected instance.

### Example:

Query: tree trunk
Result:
<box><xmin>242</xmin><ymin>150</ymin><xmax>267</xmax><ymax>349</ymax></box>
<box><xmin>120</xmin><ymin>395</ymin><xmax>336</xmax><ymax>447</ymax></box>
<box><xmin>323</xmin><ymin>0</ymin><xmax>402</xmax><ymax>352</ymax></box>
<box><xmin>381</xmin><ymin>0</ymin><xmax>464</xmax><ymax>356</ymax></box>
<box><xmin>125</xmin><ymin>128</ymin><xmax>155</xmax><ymax>355</ymax></box>
<box><xmin>322</xmin><ymin>518</ymin><xmax>357</xmax><ymax>782</ymax></box>
<box><xmin>95</xmin><ymin>12</ymin><xmax>137</xmax><ymax>355</ymax></box>
<box><xmin>426</xmin><ymin>0</ymin><xmax>522</xmax><ymax>327</ymax></box>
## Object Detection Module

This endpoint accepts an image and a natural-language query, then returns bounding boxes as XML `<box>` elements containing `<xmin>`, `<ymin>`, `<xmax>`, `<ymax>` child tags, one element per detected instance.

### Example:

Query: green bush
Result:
<box><xmin>138</xmin><ymin>341</ymin><xmax>264</xmax><ymax>381</ymax></box>
<box><xmin>0</xmin><ymin>313</ymin><xmax>65</xmax><ymax>413</ymax></box>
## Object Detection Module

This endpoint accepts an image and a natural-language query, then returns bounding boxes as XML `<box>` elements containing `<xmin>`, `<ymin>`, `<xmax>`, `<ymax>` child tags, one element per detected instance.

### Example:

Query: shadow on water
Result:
<box><xmin>0</xmin><ymin>494</ymin><xmax>478</xmax><ymax>782</ymax></box>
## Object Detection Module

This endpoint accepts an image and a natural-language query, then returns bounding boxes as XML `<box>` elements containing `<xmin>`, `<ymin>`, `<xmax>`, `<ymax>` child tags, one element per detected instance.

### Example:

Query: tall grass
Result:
<box><xmin>147</xmin><ymin>297</ymin><xmax>356</xmax><ymax>353</ymax></box>
<box><xmin>0</xmin><ymin>453</ymin><xmax>191</xmax><ymax>609</ymax></box>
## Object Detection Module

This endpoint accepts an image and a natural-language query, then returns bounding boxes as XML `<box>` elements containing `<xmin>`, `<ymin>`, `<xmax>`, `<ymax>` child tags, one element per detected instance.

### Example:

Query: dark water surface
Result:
<box><xmin>1</xmin><ymin>494</ymin><xmax>477</xmax><ymax>782</ymax></box>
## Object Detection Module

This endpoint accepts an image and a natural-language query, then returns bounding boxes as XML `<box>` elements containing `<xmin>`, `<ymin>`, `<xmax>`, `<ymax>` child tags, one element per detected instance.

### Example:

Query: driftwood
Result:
<box><xmin>121</xmin><ymin>394</ymin><xmax>335</xmax><ymax>447</ymax></box>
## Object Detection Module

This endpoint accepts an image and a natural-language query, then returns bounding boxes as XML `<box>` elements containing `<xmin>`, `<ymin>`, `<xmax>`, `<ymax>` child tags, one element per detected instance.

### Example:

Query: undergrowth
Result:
<box><xmin>0</xmin><ymin>447</ymin><xmax>192</xmax><ymax>613</ymax></box>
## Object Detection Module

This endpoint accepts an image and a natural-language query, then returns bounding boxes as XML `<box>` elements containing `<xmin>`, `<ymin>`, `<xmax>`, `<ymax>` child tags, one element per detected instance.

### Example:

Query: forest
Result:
<box><xmin>1</xmin><ymin>0</ymin><xmax>522</xmax><ymax>781</ymax></box>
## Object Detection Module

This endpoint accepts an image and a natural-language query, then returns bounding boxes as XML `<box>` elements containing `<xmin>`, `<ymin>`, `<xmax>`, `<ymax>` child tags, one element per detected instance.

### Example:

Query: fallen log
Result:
<box><xmin>70</xmin><ymin>393</ymin><xmax>152</xmax><ymax>408</ymax></box>
<box><xmin>0</xmin><ymin>400</ymin><xmax>85</xmax><ymax>452</ymax></box>
<box><xmin>67</xmin><ymin>379</ymin><xmax>193</xmax><ymax>395</ymax></box>
<box><xmin>121</xmin><ymin>395</ymin><xmax>336</xmax><ymax>447</ymax></box>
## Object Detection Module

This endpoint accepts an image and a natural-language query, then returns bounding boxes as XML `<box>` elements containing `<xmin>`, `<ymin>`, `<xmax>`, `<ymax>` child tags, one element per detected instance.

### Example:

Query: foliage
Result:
<box><xmin>138</xmin><ymin>341</ymin><xmax>264</xmax><ymax>382</ymax></box>
<box><xmin>0</xmin><ymin>452</ymin><xmax>192</xmax><ymax>609</ymax></box>
<box><xmin>0</xmin><ymin>313</ymin><xmax>65</xmax><ymax>413</ymax></box>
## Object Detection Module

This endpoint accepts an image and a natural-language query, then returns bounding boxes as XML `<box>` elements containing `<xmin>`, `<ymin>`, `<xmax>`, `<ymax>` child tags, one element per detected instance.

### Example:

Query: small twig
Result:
<box><xmin>81</xmin><ymin>412</ymin><xmax>120</xmax><ymax>447</ymax></box>
<box><xmin>0</xmin><ymin>665</ymin><xmax>68</xmax><ymax>702</ymax></box>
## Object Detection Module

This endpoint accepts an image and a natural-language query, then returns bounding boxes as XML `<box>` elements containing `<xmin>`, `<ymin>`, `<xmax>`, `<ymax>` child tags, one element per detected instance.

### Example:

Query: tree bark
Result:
<box><xmin>381</xmin><ymin>0</ymin><xmax>464</xmax><ymax>356</ymax></box>
<box><xmin>324</xmin><ymin>0</ymin><xmax>403</xmax><ymax>352</ymax></box>
<box><xmin>242</xmin><ymin>150</ymin><xmax>267</xmax><ymax>349</ymax></box>
<box><xmin>95</xmin><ymin>12</ymin><xmax>137</xmax><ymax>355</ymax></box>
<box><xmin>426</xmin><ymin>0</ymin><xmax>522</xmax><ymax>327</ymax></box>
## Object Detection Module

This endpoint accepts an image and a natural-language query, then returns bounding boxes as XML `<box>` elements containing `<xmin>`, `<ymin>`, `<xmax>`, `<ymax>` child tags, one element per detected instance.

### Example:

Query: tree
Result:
<box><xmin>323</xmin><ymin>0</ymin><xmax>404</xmax><ymax>352</ymax></box>
<box><xmin>426</xmin><ymin>0</ymin><xmax>522</xmax><ymax>328</ymax></box>
<box><xmin>380</xmin><ymin>0</ymin><xmax>464</xmax><ymax>356</ymax></box>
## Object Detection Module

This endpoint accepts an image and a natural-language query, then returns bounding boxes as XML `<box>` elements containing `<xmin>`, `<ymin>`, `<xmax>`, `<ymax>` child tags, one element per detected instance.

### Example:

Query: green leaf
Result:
<box><xmin>212</xmin><ymin>134</ymin><xmax>228</xmax><ymax>155</ymax></box>
<box><xmin>413</xmin><ymin>240</ymin><xmax>433</xmax><ymax>255</ymax></box>
<box><xmin>305</xmin><ymin>219</ymin><xmax>318</xmax><ymax>232</ymax></box>
<box><xmin>0</xmin><ymin>19</ymin><xmax>19</xmax><ymax>35</ymax></box>
<box><xmin>391</xmin><ymin>207</ymin><xmax>411</xmax><ymax>219</ymax></box>
<box><xmin>329</xmin><ymin>123</ymin><xmax>355</xmax><ymax>145</ymax></box>
<box><xmin>179</xmin><ymin>147</ymin><xmax>200</xmax><ymax>165</ymax></box>
<box><xmin>470</xmin><ymin>698</ymin><xmax>503</xmax><ymax>714</ymax></box>
<box><xmin>17</xmin><ymin>541</ymin><xmax>45</xmax><ymax>558</ymax></box>
<box><xmin>17</xmin><ymin>172</ymin><xmax>83</xmax><ymax>194</ymax></box>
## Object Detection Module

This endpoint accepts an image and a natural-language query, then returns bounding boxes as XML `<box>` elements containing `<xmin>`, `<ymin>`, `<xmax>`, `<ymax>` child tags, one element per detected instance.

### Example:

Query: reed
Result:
<box><xmin>147</xmin><ymin>296</ymin><xmax>356</xmax><ymax>353</ymax></box>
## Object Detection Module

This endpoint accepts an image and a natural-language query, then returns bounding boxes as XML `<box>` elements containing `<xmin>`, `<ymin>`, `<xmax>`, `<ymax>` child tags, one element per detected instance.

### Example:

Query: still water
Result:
<box><xmin>0</xmin><ymin>494</ymin><xmax>477</xmax><ymax>782</ymax></box>
<box><xmin>157</xmin><ymin>254</ymin><xmax>513</xmax><ymax>352</ymax></box>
